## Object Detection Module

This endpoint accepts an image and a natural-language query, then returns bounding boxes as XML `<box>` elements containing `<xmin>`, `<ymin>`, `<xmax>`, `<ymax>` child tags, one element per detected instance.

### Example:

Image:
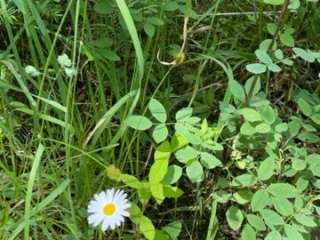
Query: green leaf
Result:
<box><xmin>233</xmin><ymin>190</ymin><xmax>253</xmax><ymax>205</ymax></box>
<box><xmin>267</xmin><ymin>183</ymin><xmax>298</xmax><ymax>198</ymax></box>
<box><xmin>163</xmin><ymin>186</ymin><xmax>183</xmax><ymax>199</ymax></box>
<box><xmin>293</xmin><ymin>48</ymin><xmax>315</xmax><ymax>62</ymax></box>
<box><xmin>274</xmin><ymin>49</ymin><xmax>284</xmax><ymax>60</ymax></box>
<box><xmin>162</xmin><ymin>165</ymin><xmax>182</xmax><ymax>185</ymax></box>
<box><xmin>149</xmin><ymin>98</ymin><xmax>167</xmax><ymax>122</ymax></box>
<box><xmin>297</xmin><ymin>98</ymin><xmax>312</xmax><ymax>116</ymax></box>
<box><xmin>267</xmin><ymin>63</ymin><xmax>282</xmax><ymax>72</ymax></box>
<box><xmin>226</xmin><ymin>206</ymin><xmax>244</xmax><ymax>231</ymax></box>
<box><xmin>293</xmin><ymin>213</ymin><xmax>317</xmax><ymax>227</ymax></box>
<box><xmin>186</xmin><ymin>161</ymin><xmax>203</xmax><ymax>183</ymax></box>
<box><xmin>175</xmin><ymin>146</ymin><xmax>198</xmax><ymax>163</ymax></box>
<box><xmin>232</xmin><ymin>174</ymin><xmax>257</xmax><ymax>187</ymax></box>
<box><xmin>139</xmin><ymin>216</ymin><xmax>156</xmax><ymax>240</ymax></box>
<box><xmin>240</xmin><ymin>121</ymin><xmax>256</xmax><ymax>136</ymax></box>
<box><xmin>246</xmin><ymin>63</ymin><xmax>267</xmax><ymax>74</ymax></box>
<box><xmin>260</xmin><ymin>209</ymin><xmax>284</xmax><ymax>226</ymax></box>
<box><xmin>152</xmin><ymin>124</ymin><xmax>168</xmax><ymax>143</ymax></box>
<box><xmin>200</xmin><ymin>152</ymin><xmax>221</xmax><ymax>169</ymax></box>
<box><xmin>275</xmin><ymin>123</ymin><xmax>288</xmax><ymax>132</ymax></box>
<box><xmin>150</xmin><ymin>183</ymin><xmax>165</xmax><ymax>204</ymax></box>
<box><xmin>162</xmin><ymin>221</ymin><xmax>182</xmax><ymax>240</ymax></box>
<box><xmin>241</xmin><ymin>224</ymin><xmax>256</xmax><ymax>240</ymax></box>
<box><xmin>255</xmin><ymin>50</ymin><xmax>272</xmax><ymax>64</ymax></box>
<box><xmin>244</xmin><ymin>77</ymin><xmax>261</xmax><ymax>96</ymax></box>
<box><xmin>284</xmin><ymin>224</ymin><xmax>304</xmax><ymax>240</ymax></box>
<box><xmin>144</xmin><ymin>23</ymin><xmax>155</xmax><ymax>37</ymax></box>
<box><xmin>280</xmin><ymin>32</ymin><xmax>295</xmax><ymax>47</ymax></box>
<box><xmin>120</xmin><ymin>174</ymin><xmax>141</xmax><ymax>189</ymax></box>
<box><xmin>292</xmin><ymin>158</ymin><xmax>306</xmax><ymax>171</ymax></box>
<box><xmin>260</xmin><ymin>105</ymin><xmax>276</xmax><ymax>124</ymax></box>
<box><xmin>238</xmin><ymin>108</ymin><xmax>262</xmax><ymax>122</ymax></box>
<box><xmin>263</xmin><ymin>0</ymin><xmax>284</xmax><ymax>5</ymax></box>
<box><xmin>176</xmin><ymin>107</ymin><xmax>193</xmax><ymax>121</ymax></box>
<box><xmin>255</xmin><ymin>123</ymin><xmax>271</xmax><ymax>134</ymax></box>
<box><xmin>128</xmin><ymin>204</ymin><xmax>143</xmax><ymax>224</ymax></box>
<box><xmin>126</xmin><ymin>115</ymin><xmax>152</xmax><ymax>130</ymax></box>
<box><xmin>265</xmin><ymin>231</ymin><xmax>282</xmax><ymax>240</ymax></box>
<box><xmin>149</xmin><ymin>159</ymin><xmax>169</xmax><ymax>184</ymax></box>
<box><xmin>230</xmin><ymin>80</ymin><xmax>246</xmax><ymax>101</ymax></box>
<box><xmin>251</xmin><ymin>190</ymin><xmax>270</xmax><ymax>212</ymax></box>
<box><xmin>271</xmin><ymin>196</ymin><xmax>294</xmax><ymax>216</ymax></box>
<box><xmin>258</xmin><ymin>157</ymin><xmax>275</xmax><ymax>181</ymax></box>
<box><xmin>247</xmin><ymin>214</ymin><xmax>266</xmax><ymax>231</ymax></box>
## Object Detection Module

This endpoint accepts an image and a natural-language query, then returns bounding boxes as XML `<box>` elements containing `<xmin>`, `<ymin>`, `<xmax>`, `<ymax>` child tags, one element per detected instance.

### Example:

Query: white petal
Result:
<box><xmin>88</xmin><ymin>213</ymin><xmax>103</xmax><ymax>226</ymax></box>
<box><xmin>119</xmin><ymin>210</ymin><xmax>129</xmax><ymax>217</ymax></box>
<box><xmin>101</xmin><ymin>219</ymin><xmax>110</xmax><ymax>231</ymax></box>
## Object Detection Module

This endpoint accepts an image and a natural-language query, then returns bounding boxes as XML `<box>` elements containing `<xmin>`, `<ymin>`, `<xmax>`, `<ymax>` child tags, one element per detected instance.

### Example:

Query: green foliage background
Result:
<box><xmin>0</xmin><ymin>0</ymin><xmax>320</xmax><ymax>239</ymax></box>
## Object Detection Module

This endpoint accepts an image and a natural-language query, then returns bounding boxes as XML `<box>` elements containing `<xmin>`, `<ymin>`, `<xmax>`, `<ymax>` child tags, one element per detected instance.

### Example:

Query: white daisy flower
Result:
<box><xmin>87</xmin><ymin>188</ymin><xmax>130</xmax><ymax>231</ymax></box>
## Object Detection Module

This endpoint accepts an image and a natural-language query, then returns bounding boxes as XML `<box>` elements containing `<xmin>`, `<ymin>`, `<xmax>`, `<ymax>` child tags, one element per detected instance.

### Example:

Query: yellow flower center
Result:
<box><xmin>103</xmin><ymin>203</ymin><xmax>116</xmax><ymax>216</ymax></box>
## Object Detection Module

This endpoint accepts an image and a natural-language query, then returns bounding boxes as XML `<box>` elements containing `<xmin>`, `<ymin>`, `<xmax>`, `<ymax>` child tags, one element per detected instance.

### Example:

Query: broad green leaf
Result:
<box><xmin>175</xmin><ymin>146</ymin><xmax>198</xmax><ymax>163</ymax></box>
<box><xmin>274</xmin><ymin>49</ymin><xmax>284</xmax><ymax>60</ymax></box>
<box><xmin>247</xmin><ymin>214</ymin><xmax>266</xmax><ymax>231</ymax></box>
<box><xmin>280</xmin><ymin>32</ymin><xmax>294</xmax><ymax>47</ymax></box>
<box><xmin>271</xmin><ymin>196</ymin><xmax>294</xmax><ymax>216</ymax></box>
<box><xmin>241</xmin><ymin>224</ymin><xmax>256</xmax><ymax>240</ymax></box>
<box><xmin>230</xmin><ymin>79</ymin><xmax>245</xmax><ymax>101</ymax></box>
<box><xmin>255</xmin><ymin>123</ymin><xmax>271</xmax><ymax>134</ymax></box>
<box><xmin>162</xmin><ymin>165</ymin><xmax>182</xmax><ymax>185</ymax></box>
<box><xmin>153</xmin><ymin>124</ymin><xmax>169</xmax><ymax>143</ymax></box>
<box><xmin>246</xmin><ymin>63</ymin><xmax>267</xmax><ymax>74</ymax></box>
<box><xmin>149</xmin><ymin>159</ymin><xmax>169</xmax><ymax>184</ymax></box>
<box><xmin>258</xmin><ymin>157</ymin><xmax>275</xmax><ymax>180</ymax></box>
<box><xmin>126</xmin><ymin>115</ymin><xmax>152</xmax><ymax>130</ymax></box>
<box><xmin>176</xmin><ymin>107</ymin><xmax>193</xmax><ymax>121</ymax></box>
<box><xmin>284</xmin><ymin>224</ymin><xmax>304</xmax><ymax>240</ymax></box>
<box><xmin>139</xmin><ymin>216</ymin><xmax>156</xmax><ymax>240</ymax></box>
<box><xmin>267</xmin><ymin>63</ymin><xmax>282</xmax><ymax>72</ymax></box>
<box><xmin>311</xmin><ymin>113</ymin><xmax>320</xmax><ymax>125</ymax></box>
<box><xmin>297</xmin><ymin>98</ymin><xmax>312</xmax><ymax>116</ymax></box>
<box><xmin>293</xmin><ymin>213</ymin><xmax>317</xmax><ymax>227</ymax></box>
<box><xmin>260</xmin><ymin>209</ymin><xmax>284</xmax><ymax>226</ymax></box>
<box><xmin>186</xmin><ymin>161</ymin><xmax>203</xmax><ymax>183</ymax></box>
<box><xmin>170</xmin><ymin>133</ymin><xmax>188</xmax><ymax>151</ymax></box>
<box><xmin>293</xmin><ymin>48</ymin><xmax>315</xmax><ymax>62</ymax></box>
<box><xmin>233</xmin><ymin>190</ymin><xmax>253</xmax><ymax>205</ymax></box>
<box><xmin>232</xmin><ymin>174</ymin><xmax>257</xmax><ymax>187</ymax></box>
<box><xmin>267</xmin><ymin>183</ymin><xmax>298</xmax><ymax>198</ymax></box>
<box><xmin>292</xmin><ymin>158</ymin><xmax>306</xmax><ymax>171</ymax></box>
<box><xmin>149</xmin><ymin>98</ymin><xmax>167</xmax><ymax>122</ymax></box>
<box><xmin>244</xmin><ymin>77</ymin><xmax>261</xmax><ymax>96</ymax></box>
<box><xmin>240</xmin><ymin>121</ymin><xmax>256</xmax><ymax>136</ymax></box>
<box><xmin>128</xmin><ymin>204</ymin><xmax>143</xmax><ymax>224</ymax></box>
<box><xmin>226</xmin><ymin>206</ymin><xmax>244</xmax><ymax>231</ymax></box>
<box><xmin>255</xmin><ymin>50</ymin><xmax>272</xmax><ymax>64</ymax></box>
<box><xmin>267</xmin><ymin>23</ymin><xmax>277</xmax><ymax>35</ymax></box>
<box><xmin>162</xmin><ymin>221</ymin><xmax>182</xmax><ymax>240</ymax></box>
<box><xmin>120</xmin><ymin>174</ymin><xmax>141</xmax><ymax>189</ymax></box>
<box><xmin>238</xmin><ymin>108</ymin><xmax>262</xmax><ymax>122</ymax></box>
<box><xmin>163</xmin><ymin>186</ymin><xmax>183</xmax><ymax>199</ymax></box>
<box><xmin>150</xmin><ymin>183</ymin><xmax>165</xmax><ymax>204</ymax></box>
<box><xmin>275</xmin><ymin>123</ymin><xmax>288</xmax><ymax>132</ymax></box>
<box><xmin>200</xmin><ymin>152</ymin><xmax>221</xmax><ymax>169</ymax></box>
<box><xmin>144</xmin><ymin>22</ymin><xmax>155</xmax><ymax>37</ymax></box>
<box><xmin>265</xmin><ymin>231</ymin><xmax>282</xmax><ymax>240</ymax></box>
<box><xmin>251</xmin><ymin>190</ymin><xmax>270</xmax><ymax>212</ymax></box>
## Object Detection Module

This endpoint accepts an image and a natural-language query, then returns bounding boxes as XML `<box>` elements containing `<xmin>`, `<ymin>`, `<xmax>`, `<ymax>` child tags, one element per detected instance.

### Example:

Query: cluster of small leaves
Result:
<box><xmin>217</xmin><ymin>78</ymin><xmax>320</xmax><ymax>239</ymax></box>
